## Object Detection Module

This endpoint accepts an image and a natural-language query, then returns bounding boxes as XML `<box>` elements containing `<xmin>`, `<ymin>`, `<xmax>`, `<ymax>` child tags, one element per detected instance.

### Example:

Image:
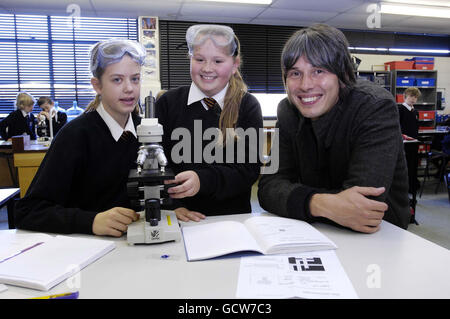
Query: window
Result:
<box><xmin>0</xmin><ymin>14</ymin><xmax>137</xmax><ymax>117</ymax></box>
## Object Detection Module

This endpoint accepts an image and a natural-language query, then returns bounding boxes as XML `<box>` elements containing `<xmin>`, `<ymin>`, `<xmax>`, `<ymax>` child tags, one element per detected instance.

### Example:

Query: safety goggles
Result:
<box><xmin>90</xmin><ymin>38</ymin><xmax>146</xmax><ymax>73</ymax></box>
<box><xmin>186</xmin><ymin>24</ymin><xmax>237</xmax><ymax>56</ymax></box>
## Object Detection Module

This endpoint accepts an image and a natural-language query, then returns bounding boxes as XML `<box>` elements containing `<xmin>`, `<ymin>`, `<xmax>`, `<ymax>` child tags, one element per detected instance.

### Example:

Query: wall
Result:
<box><xmin>354</xmin><ymin>54</ymin><xmax>450</xmax><ymax>114</ymax></box>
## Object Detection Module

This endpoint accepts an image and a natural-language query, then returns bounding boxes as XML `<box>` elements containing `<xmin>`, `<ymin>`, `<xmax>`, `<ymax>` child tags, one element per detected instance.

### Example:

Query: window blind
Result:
<box><xmin>0</xmin><ymin>14</ymin><xmax>137</xmax><ymax>116</ymax></box>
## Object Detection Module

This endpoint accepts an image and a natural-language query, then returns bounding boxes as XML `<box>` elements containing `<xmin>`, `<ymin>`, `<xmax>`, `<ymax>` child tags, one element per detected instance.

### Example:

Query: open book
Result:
<box><xmin>182</xmin><ymin>216</ymin><xmax>337</xmax><ymax>261</ymax></box>
<box><xmin>0</xmin><ymin>232</ymin><xmax>115</xmax><ymax>291</ymax></box>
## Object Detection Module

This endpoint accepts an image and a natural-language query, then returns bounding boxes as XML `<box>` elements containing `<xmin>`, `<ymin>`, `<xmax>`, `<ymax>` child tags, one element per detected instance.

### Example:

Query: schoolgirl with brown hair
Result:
<box><xmin>15</xmin><ymin>39</ymin><xmax>145</xmax><ymax>237</ymax></box>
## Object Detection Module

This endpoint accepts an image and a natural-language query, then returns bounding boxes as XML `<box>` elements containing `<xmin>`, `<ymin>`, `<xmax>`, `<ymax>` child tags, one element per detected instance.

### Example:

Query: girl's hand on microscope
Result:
<box><xmin>175</xmin><ymin>207</ymin><xmax>206</xmax><ymax>222</ymax></box>
<box><xmin>165</xmin><ymin>170</ymin><xmax>200</xmax><ymax>198</ymax></box>
<box><xmin>92</xmin><ymin>207</ymin><xmax>139</xmax><ymax>237</ymax></box>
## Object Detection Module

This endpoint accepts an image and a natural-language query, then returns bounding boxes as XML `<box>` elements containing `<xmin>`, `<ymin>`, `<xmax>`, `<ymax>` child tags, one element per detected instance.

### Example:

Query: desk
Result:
<box><xmin>10</xmin><ymin>141</ymin><xmax>48</xmax><ymax>197</ymax></box>
<box><xmin>0</xmin><ymin>188</ymin><xmax>20</xmax><ymax>229</ymax></box>
<box><xmin>1</xmin><ymin>213</ymin><xmax>450</xmax><ymax>299</ymax></box>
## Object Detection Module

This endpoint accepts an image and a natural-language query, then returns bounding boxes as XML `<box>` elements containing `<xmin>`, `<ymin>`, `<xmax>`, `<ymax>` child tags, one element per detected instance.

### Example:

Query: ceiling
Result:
<box><xmin>1</xmin><ymin>0</ymin><xmax>449</xmax><ymax>35</ymax></box>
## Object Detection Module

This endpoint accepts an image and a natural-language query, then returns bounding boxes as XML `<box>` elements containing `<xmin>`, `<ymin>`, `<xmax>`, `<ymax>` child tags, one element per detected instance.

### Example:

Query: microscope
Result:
<box><xmin>126</xmin><ymin>92</ymin><xmax>181</xmax><ymax>245</ymax></box>
<box><xmin>36</xmin><ymin>110</ymin><xmax>54</xmax><ymax>142</ymax></box>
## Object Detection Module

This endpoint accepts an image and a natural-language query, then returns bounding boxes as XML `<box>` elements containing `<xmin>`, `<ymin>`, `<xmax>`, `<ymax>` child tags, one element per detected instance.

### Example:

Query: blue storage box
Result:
<box><xmin>397</xmin><ymin>77</ymin><xmax>415</xmax><ymax>86</ymax></box>
<box><xmin>411</xmin><ymin>57</ymin><xmax>434</xmax><ymax>62</ymax></box>
<box><xmin>416</xmin><ymin>78</ymin><xmax>435</xmax><ymax>87</ymax></box>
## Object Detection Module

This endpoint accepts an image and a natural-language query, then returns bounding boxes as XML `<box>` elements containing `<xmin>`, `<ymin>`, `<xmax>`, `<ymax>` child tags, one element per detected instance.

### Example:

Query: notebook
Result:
<box><xmin>182</xmin><ymin>216</ymin><xmax>337</xmax><ymax>261</ymax></box>
<box><xmin>0</xmin><ymin>232</ymin><xmax>115</xmax><ymax>291</ymax></box>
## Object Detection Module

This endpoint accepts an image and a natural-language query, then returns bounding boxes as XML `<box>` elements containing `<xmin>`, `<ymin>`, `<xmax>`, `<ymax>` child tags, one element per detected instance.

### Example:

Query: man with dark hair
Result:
<box><xmin>258</xmin><ymin>24</ymin><xmax>410</xmax><ymax>232</ymax></box>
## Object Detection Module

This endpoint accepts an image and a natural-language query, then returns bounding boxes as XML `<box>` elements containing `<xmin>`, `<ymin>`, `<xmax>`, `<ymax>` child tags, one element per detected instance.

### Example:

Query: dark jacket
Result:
<box><xmin>45</xmin><ymin>111</ymin><xmax>68</xmax><ymax>136</ymax></box>
<box><xmin>258</xmin><ymin>80</ymin><xmax>410</xmax><ymax>229</ymax></box>
<box><xmin>0</xmin><ymin>109</ymin><xmax>36</xmax><ymax>140</ymax></box>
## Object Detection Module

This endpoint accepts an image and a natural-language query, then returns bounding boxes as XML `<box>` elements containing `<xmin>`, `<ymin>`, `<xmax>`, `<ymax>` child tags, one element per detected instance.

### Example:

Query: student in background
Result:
<box><xmin>15</xmin><ymin>39</ymin><xmax>145</xmax><ymax>237</ymax></box>
<box><xmin>258</xmin><ymin>24</ymin><xmax>410</xmax><ymax>233</ymax></box>
<box><xmin>155</xmin><ymin>24</ymin><xmax>263</xmax><ymax>222</ymax></box>
<box><xmin>36</xmin><ymin>96</ymin><xmax>68</xmax><ymax>137</ymax></box>
<box><xmin>399</xmin><ymin>87</ymin><xmax>420</xmax><ymax>139</ymax></box>
<box><xmin>398</xmin><ymin>87</ymin><xmax>421</xmax><ymax>197</ymax></box>
<box><xmin>0</xmin><ymin>91</ymin><xmax>36</xmax><ymax>141</ymax></box>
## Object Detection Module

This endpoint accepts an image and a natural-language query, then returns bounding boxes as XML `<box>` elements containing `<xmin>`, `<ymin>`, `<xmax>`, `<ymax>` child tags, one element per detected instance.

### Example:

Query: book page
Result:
<box><xmin>244</xmin><ymin>216</ymin><xmax>337</xmax><ymax>254</ymax></box>
<box><xmin>236</xmin><ymin>250</ymin><xmax>358</xmax><ymax>299</ymax></box>
<box><xmin>182</xmin><ymin>221</ymin><xmax>262</xmax><ymax>261</ymax></box>
<box><xmin>0</xmin><ymin>232</ymin><xmax>53</xmax><ymax>261</ymax></box>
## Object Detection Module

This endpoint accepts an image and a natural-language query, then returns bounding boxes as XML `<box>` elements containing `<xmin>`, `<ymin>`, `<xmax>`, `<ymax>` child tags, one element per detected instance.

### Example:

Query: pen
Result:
<box><xmin>31</xmin><ymin>291</ymin><xmax>79</xmax><ymax>299</ymax></box>
<box><xmin>0</xmin><ymin>242</ymin><xmax>44</xmax><ymax>264</ymax></box>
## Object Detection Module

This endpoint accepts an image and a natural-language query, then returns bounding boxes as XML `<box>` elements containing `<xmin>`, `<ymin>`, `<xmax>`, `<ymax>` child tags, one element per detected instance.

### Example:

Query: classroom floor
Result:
<box><xmin>1</xmin><ymin>182</ymin><xmax>449</xmax><ymax>249</ymax></box>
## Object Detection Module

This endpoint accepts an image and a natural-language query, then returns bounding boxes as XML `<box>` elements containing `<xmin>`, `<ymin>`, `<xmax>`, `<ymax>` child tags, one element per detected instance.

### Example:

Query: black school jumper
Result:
<box><xmin>14</xmin><ymin>111</ymin><xmax>141</xmax><ymax>234</ymax></box>
<box><xmin>0</xmin><ymin>109</ymin><xmax>36</xmax><ymax>140</ymax></box>
<box><xmin>155</xmin><ymin>86</ymin><xmax>263</xmax><ymax>215</ymax></box>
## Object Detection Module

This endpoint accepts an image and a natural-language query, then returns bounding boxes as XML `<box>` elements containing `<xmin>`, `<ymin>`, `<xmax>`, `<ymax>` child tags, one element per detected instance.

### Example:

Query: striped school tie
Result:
<box><xmin>203</xmin><ymin>98</ymin><xmax>221</xmax><ymax>116</ymax></box>
<box><xmin>119</xmin><ymin>130</ymin><xmax>133</xmax><ymax>142</ymax></box>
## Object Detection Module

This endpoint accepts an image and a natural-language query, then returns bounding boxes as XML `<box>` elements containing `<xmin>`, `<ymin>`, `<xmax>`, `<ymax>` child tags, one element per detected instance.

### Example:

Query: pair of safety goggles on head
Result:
<box><xmin>186</xmin><ymin>24</ymin><xmax>238</xmax><ymax>57</ymax></box>
<box><xmin>90</xmin><ymin>38</ymin><xmax>146</xmax><ymax>74</ymax></box>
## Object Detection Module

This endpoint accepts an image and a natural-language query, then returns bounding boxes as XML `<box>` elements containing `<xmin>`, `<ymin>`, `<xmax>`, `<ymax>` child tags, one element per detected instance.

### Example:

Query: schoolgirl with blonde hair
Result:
<box><xmin>155</xmin><ymin>24</ymin><xmax>263</xmax><ymax>222</ymax></box>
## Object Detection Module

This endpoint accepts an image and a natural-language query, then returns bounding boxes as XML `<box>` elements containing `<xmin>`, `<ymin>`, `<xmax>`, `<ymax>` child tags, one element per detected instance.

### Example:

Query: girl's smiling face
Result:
<box><xmin>190</xmin><ymin>37</ymin><xmax>239</xmax><ymax>97</ymax></box>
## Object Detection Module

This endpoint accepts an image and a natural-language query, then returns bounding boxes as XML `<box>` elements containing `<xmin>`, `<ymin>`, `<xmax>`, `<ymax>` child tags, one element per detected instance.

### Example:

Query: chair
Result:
<box><xmin>419</xmin><ymin>150</ymin><xmax>449</xmax><ymax>197</ymax></box>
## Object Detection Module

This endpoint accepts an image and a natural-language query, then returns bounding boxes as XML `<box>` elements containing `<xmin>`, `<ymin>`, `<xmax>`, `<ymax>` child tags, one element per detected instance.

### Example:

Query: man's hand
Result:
<box><xmin>92</xmin><ymin>207</ymin><xmax>139</xmax><ymax>237</ymax></box>
<box><xmin>310</xmin><ymin>186</ymin><xmax>388</xmax><ymax>233</ymax></box>
<box><xmin>165</xmin><ymin>171</ymin><xmax>200</xmax><ymax>199</ymax></box>
<box><xmin>175</xmin><ymin>207</ymin><xmax>206</xmax><ymax>222</ymax></box>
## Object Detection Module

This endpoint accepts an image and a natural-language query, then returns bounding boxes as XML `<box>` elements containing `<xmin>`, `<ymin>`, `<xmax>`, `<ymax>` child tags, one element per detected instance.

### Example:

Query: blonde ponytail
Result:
<box><xmin>219</xmin><ymin>56</ymin><xmax>247</xmax><ymax>145</ymax></box>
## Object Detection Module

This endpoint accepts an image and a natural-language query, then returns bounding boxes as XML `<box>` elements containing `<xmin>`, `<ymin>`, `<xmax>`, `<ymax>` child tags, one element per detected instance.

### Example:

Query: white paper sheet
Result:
<box><xmin>236</xmin><ymin>250</ymin><xmax>358</xmax><ymax>299</ymax></box>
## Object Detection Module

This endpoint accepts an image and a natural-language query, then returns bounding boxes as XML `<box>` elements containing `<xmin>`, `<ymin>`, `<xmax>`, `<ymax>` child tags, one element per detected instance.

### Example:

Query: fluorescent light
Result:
<box><xmin>383</xmin><ymin>0</ymin><xmax>450</xmax><ymax>7</ymax></box>
<box><xmin>349</xmin><ymin>47</ymin><xmax>388</xmax><ymax>52</ymax></box>
<box><xmin>389</xmin><ymin>48</ymin><xmax>450</xmax><ymax>54</ymax></box>
<box><xmin>380</xmin><ymin>3</ymin><xmax>450</xmax><ymax>18</ymax></box>
<box><xmin>349</xmin><ymin>46</ymin><xmax>449</xmax><ymax>54</ymax></box>
<box><xmin>197</xmin><ymin>0</ymin><xmax>272</xmax><ymax>4</ymax></box>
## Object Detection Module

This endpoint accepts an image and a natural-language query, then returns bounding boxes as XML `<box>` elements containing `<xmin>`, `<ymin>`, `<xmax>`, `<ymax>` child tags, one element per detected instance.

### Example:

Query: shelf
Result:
<box><xmin>392</xmin><ymin>69</ymin><xmax>436</xmax><ymax>73</ymax></box>
<box><xmin>396</xmin><ymin>86</ymin><xmax>436</xmax><ymax>89</ymax></box>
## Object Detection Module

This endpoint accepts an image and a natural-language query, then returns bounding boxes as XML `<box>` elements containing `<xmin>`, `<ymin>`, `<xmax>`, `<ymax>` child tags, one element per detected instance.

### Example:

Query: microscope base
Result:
<box><xmin>127</xmin><ymin>210</ymin><xmax>181</xmax><ymax>245</ymax></box>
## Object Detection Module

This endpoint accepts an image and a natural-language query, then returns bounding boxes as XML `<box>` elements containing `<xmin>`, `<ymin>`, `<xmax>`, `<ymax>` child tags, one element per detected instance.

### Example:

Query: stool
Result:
<box><xmin>419</xmin><ymin>151</ymin><xmax>449</xmax><ymax>197</ymax></box>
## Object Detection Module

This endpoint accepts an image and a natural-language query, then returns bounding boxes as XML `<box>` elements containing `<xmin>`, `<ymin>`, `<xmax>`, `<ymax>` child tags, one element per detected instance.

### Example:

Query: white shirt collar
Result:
<box><xmin>96</xmin><ymin>102</ymin><xmax>137</xmax><ymax>142</ymax></box>
<box><xmin>20</xmin><ymin>109</ymin><xmax>30</xmax><ymax>117</ymax></box>
<box><xmin>402</xmin><ymin>102</ymin><xmax>414</xmax><ymax>112</ymax></box>
<box><xmin>187</xmin><ymin>82</ymin><xmax>228</xmax><ymax>111</ymax></box>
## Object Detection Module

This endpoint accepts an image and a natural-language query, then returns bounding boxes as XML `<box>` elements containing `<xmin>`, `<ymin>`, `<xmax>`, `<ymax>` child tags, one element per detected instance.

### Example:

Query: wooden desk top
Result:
<box><xmin>0</xmin><ymin>140</ymin><xmax>49</xmax><ymax>152</ymax></box>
